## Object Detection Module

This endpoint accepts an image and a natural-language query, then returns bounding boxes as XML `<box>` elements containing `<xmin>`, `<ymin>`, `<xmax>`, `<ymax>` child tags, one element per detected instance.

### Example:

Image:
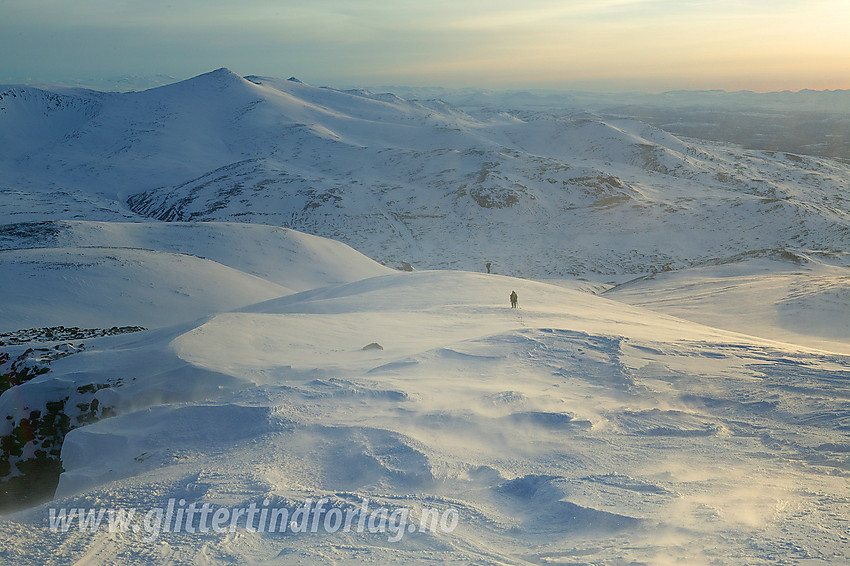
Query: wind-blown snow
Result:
<box><xmin>0</xmin><ymin>70</ymin><xmax>848</xmax><ymax>565</ymax></box>
<box><xmin>3</xmin><ymin>269</ymin><xmax>848</xmax><ymax>564</ymax></box>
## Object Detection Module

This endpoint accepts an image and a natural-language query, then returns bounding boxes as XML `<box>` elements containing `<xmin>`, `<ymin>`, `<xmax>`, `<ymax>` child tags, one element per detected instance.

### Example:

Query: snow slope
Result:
<box><xmin>3</xmin><ymin>69</ymin><xmax>848</xmax><ymax>278</ymax></box>
<box><xmin>1</xmin><ymin>70</ymin><xmax>848</xmax><ymax>565</ymax></box>
<box><xmin>0</xmin><ymin>221</ymin><xmax>392</xmax><ymax>332</ymax></box>
<box><xmin>1</xmin><ymin>269</ymin><xmax>848</xmax><ymax>564</ymax></box>
<box><xmin>0</xmin><ymin>246</ymin><xmax>290</xmax><ymax>332</ymax></box>
<box><xmin>0</xmin><ymin>221</ymin><xmax>393</xmax><ymax>291</ymax></box>
<box><xmin>607</xmin><ymin>252</ymin><xmax>850</xmax><ymax>355</ymax></box>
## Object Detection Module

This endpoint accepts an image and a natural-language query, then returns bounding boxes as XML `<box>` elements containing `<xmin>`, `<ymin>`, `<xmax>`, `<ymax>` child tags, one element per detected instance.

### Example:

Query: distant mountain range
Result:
<box><xmin>2</xmin><ymin>68</ymin><xmax>848</xmax><ymax>279</ymax></box>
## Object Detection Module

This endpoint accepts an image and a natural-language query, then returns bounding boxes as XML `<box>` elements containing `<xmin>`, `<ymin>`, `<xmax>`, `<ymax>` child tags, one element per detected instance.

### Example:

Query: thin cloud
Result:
<box><xmin>1</xmin><ymin>0</ymin><xmax>849</xmax><ymax>91</ymax></box>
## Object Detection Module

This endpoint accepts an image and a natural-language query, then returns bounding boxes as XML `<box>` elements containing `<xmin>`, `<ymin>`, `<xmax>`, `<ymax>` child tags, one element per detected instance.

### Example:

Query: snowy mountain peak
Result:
<box><xmin>195</xmin><ymin>67</ymin><xmax>245</xmax><ymax>84</ymax></box>
<box><xmin>150</xmin><ymin>67</ymin><xmax>254</xmax><ymax>95</ymax></box>
<box><xmin>1</xmin><ymin>71</ymin><xmax>849</xmax><ymax>281</ymax></box>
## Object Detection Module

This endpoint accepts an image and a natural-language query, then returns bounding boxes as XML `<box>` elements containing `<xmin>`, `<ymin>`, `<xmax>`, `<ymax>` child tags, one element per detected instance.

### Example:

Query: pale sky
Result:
<box><xmin>2</xmin><ymin>0</ymin><xmax>849</xmax><ymax>92</ymax></box>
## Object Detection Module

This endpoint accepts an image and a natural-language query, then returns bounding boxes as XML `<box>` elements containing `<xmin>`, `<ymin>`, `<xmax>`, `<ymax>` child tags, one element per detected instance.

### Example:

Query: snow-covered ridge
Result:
<box><xmin>3</xmin><ymin>69</ymin><xmax>847</xmax><ymax>279</ymax></box>
<box><xmin>0</xmin><ymin>221</ymin><xmax>392</xmax><ymax>290</ymax></box>
<box><xmin>1</xmin><ymin>70</ymin><xmax>849</xmax><ymax>564</ymax></box>
<box><xmin>0</xmin><ymin>221</ymin><xmax>393</xmax><ymax>332</ymax></box>
<box><xmin>607</xmin><ymin>254</ymin><xmax>850</xmax><ymax>354</ymax></box>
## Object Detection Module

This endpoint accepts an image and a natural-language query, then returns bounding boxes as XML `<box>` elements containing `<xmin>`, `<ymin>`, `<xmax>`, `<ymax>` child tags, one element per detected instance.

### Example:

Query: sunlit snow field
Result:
<box><xmin>1</xmin><ymin>72</ymin><xmax>848</xmax><ymax>565</ymax></box>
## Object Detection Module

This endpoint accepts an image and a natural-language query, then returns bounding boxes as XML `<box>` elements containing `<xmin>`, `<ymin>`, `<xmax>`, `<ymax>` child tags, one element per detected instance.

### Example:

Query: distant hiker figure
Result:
<box><xmin>510</xmin><ymin>290</ymin><xmax>518</xmax><ymax>308</ymax></box>
<box><xmin>486</xmin><ymin>262</ymin><xmax>492</xmax><ymax>274</ymax></box>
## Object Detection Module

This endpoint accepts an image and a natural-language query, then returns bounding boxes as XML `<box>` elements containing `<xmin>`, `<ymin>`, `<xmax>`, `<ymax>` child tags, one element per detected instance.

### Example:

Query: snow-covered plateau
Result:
<box><xmin>0</xmin><ymin>69</ymin><xmax>848</xmax><ymax>565</ymax></box>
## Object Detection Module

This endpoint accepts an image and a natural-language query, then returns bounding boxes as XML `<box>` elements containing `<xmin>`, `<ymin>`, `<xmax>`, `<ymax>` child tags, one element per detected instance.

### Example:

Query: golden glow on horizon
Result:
<box><xmin>380</xmin><ymin>0</ymin><xmax>850</xmax><ymax>91</ymax></box>
<box><xmin>2</xmin><ymin>0</ymin><xmax>849</xmax><ymax>91</ymax></box>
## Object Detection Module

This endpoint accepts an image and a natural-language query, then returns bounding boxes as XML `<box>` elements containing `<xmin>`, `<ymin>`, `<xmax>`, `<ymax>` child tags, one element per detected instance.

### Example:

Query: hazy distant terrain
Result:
<box><xmin>604</xmin><ymin>106</ymin><xmax>850</xmax><ymax>161</ymax></box>
<box><xmin>386</xmin><ymin>85</ymin><xmax>850</xmax><ymax>160</ymax></box>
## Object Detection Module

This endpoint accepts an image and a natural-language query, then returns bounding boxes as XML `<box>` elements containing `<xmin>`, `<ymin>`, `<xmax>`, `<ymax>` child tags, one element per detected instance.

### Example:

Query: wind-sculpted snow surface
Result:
<box><xmin>1</xmin><ymin>270</ymin><xmax>848</xmax><ymax>564</ymax></box>
<box><xmin>2</xmin><ymin>69</ymin><xmax>848</xmax><ymax>278</ymax></box>
<box><xmin>608</xmin><ymin>253</ymin><xmax>850</xmax><ymax>354</ymax></box>
<box><xmin>0</xmin><ymin>220</ymin><xmax>392</xmax><ymax>515</ymax></box>
<box><xmin>1</xmin><ymin>70</ymin><xmax>849</xmax><ymax>564</ymax></box>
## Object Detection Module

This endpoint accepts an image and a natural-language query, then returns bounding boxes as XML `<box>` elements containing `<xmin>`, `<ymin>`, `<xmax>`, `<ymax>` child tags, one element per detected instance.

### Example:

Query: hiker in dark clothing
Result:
<box><xmin>486</xmin><ymin>262</ymin><xmax>492</xmax><ymax>274</ymax></box>
<box><xmin>510</xmin><ymin>290</ymin><xmax>518</xmax><ymax>308</ymax></box>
